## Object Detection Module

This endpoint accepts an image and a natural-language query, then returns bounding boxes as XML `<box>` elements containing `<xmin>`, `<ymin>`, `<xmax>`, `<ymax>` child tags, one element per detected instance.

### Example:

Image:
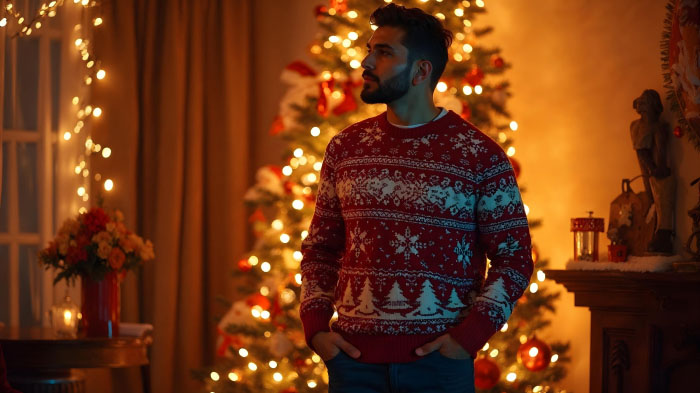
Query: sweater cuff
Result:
<box><xmin>301</xmin><ymin>307</ymin><xmax>335</xmax><ymax>352</ymax></box>
<box><xmin>447</xmin><ymin>311</ymin><xmax>497</xmax><ymax>359</ymax></box>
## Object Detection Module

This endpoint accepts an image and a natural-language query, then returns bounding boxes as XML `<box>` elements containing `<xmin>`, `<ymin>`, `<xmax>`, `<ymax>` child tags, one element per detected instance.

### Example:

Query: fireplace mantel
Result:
<box><xmin>545</xmin><ymin>269</ymin><xmax>700</xmax><ymax>393</ymax></box>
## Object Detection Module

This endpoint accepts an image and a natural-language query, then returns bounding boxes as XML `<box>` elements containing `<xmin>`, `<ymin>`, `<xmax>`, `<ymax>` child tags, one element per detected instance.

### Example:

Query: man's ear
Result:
<box><xmin>412</xmin><ymin>60</ymin><xmax>433</xmax><ymax>86</ymax></box>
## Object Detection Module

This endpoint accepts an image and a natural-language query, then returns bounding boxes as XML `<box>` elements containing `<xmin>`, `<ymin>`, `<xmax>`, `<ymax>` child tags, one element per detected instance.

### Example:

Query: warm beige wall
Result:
<box><xmin>252</xmin><ymin>1</ymin><xmax>700</xmax><ymax>391</ymax></box>
<box><xmin>480</xmin><ymin>0</ymin><xmax>700</xmax><ymax>391</ymax></box>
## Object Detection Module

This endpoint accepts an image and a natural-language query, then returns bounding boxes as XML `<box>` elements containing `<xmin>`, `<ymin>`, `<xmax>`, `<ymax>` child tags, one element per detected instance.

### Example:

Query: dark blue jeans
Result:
<box><xmin>324</xmin><ymin>351</ymin><xmax>475</xmax><ymax>393</ymax></box>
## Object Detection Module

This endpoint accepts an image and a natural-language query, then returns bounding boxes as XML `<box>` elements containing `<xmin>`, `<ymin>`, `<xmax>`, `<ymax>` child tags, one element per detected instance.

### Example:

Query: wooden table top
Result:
<box><xmin>0</xmin><ymin>326</ymin><xmax>151</xmax><ymax>369</ymax></box>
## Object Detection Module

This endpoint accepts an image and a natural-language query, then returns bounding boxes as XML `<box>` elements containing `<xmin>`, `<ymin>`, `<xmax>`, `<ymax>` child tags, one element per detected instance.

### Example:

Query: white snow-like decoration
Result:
<box><xmin>565</xmin><ymin>255</ymin><xmax>684</xmax><ymax>272</ymax></box>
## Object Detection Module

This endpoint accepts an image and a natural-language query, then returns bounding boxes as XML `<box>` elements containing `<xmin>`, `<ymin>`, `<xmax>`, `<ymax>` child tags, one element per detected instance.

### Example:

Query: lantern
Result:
<box><xmin>571</xmin><ymin>212</ymin><xmax>604</xmax><ymax>261</ymax></box>
<box><xmin>49</xmin><ymin>294</ymin><xmax>80</xmax><ymax>338</ymax></box>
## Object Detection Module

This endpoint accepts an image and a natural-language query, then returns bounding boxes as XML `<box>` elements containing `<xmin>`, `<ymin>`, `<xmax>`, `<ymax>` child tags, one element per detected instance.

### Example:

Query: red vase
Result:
<box><xmin>81</xmin><ymin>271</ymin><xmax>120</xmax><ymax>337</ymax></box>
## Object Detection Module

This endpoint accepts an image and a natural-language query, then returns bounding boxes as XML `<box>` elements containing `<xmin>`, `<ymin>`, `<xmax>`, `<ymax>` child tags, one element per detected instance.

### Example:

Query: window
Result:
<box><xmin>0</xmin><ymin>2</ymin><xmax>63</xmax><ymax>327</ymax></box>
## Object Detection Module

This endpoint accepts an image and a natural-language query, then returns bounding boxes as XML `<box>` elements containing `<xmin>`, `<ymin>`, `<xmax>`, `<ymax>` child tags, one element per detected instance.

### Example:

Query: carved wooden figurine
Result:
<box><xmin>630</xmin><ymin>89</ymin><xmax>675</xmax><ymax>253</ymax></box>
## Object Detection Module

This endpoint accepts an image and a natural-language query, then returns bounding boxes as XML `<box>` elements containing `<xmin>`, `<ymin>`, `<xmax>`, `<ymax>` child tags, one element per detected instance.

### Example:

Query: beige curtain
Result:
<box><xmin>92</xmin><ymin>1</ymin><xmax>251</xmax><ymax>392</ymax></box>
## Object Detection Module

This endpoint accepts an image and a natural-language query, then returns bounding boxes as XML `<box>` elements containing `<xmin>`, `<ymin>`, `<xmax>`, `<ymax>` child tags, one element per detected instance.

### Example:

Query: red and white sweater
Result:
<box><xmin>300</xmin><ymin>110</ymin><xmax>533</xmax><ymax>363</ymax></box>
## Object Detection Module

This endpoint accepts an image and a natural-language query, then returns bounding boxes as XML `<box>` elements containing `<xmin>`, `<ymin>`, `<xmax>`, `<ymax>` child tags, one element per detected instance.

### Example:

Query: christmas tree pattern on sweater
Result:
<box><xmin>300</xmin><ymin>111</ymin><xmax>533</xmax><ymax>359</ymax></box>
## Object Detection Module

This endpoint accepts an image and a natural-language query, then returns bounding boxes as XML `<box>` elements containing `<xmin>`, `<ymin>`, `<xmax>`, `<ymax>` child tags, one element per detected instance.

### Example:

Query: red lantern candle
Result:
<box><xmin>571</xmin><ymin>212</ymin><xmax>604</xmax><ymax>261</ymax></box>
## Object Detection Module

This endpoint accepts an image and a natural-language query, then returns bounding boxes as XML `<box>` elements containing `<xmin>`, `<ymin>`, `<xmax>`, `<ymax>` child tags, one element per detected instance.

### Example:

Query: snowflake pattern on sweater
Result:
<box><xmin>300</xmin><ymin>110</ymin><xmax>533</xmax><ymax>362</ymax></box>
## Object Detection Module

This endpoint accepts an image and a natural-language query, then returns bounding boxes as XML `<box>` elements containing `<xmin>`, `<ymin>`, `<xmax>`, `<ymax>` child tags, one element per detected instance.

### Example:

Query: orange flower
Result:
<box><xmin>108</xmin><ymin>247</ymin><xmax>126</xmax><ymax>270</ymax></box>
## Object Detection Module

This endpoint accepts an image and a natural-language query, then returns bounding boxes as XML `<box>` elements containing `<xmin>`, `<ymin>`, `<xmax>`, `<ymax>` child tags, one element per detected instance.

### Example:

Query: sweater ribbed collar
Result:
<box><xmin>378</xmin><ymin>109</ymin><xmax>462</xmax><ymax>139</ymax></box>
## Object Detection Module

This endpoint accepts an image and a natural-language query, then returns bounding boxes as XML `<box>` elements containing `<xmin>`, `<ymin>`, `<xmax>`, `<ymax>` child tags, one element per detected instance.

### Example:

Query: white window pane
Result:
<box><xmin>50</xmin><ymin>39</ymin><xmax>61</xmax><ymax>131</ymax></box>
<box><xmin>17</xmin><ymin>142</ymin><xmax>38</xmax><ymax>233</ymax></box>
<box><xmin>4</xmin><ymin>36</ymin><xmax>39</xmax><ymax>131</ymax></box>
<box><xmin>0</xmin><ymin>245</ymin><xmax>8</xmax><ymax>324</ymax></box>
<box><xmin>19</xmin><ymin>244</ymin><xmax>41</xmax><ymax>326</ymax></box>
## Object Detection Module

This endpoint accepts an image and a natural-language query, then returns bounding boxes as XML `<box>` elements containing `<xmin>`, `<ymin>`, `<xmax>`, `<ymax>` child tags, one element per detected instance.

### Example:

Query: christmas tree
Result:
<box><xmin>196</xmin><ymin>1</ymin><xmax>570</xmax><ymax>392</ymax></box>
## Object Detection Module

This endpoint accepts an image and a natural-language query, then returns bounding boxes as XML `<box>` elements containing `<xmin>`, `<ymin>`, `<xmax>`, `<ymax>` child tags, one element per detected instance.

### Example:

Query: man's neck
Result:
<box><xmin>386</xmin><ymin>100</ymin><xmax>440</xmax><ymax>126</ymax></box>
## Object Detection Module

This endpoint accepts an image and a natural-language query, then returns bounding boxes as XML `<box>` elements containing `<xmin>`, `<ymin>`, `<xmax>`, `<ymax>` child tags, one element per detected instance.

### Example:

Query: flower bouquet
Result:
<box><xmin>38</xmin><ymin>207</ymin><xmax>154</xmax><ymax>336</ymax></box>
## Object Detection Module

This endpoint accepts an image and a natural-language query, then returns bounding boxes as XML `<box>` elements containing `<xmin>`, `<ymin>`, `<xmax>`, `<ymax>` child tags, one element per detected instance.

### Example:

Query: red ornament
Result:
<box><xmin>332</xmin><ymin>80</ymin><xmax>360</xmax><ymax>116</ymax></box>
<box><xmin>330</xmin><ymin>0</ymin><xmax>348</xmax><ymax>13</ymax></box>
<box><xmin>473</xmin><ymin>357</ymin><xmax>500</xmax><ymax>389</ymax></box>
<box><xmin>317</xmin><ymin>79</ymin><xmax>335</xmax><ymax>117</ymax></box>
<box><xmin>238</xmin><ymin>259</ymin><xmax>252</xmax><ymax>272</ymax></box>
<box><xmin>283</xmin><ymin>180</ymin><xmax>295</xmax><ymax>194</ymax></box>
<box><xmin>464</xmin><ymin>67</ymin><xmax>484</xmax><ymax>86</ymax></box>
<box><xmin>248</xmin><ymin>208</ymin><xmax>266</xmax><ymax>223</ymax></box>
<box><xmin>280</xmin><ymin>387</ymin><xmax>298</xmax><ymax>393</ymax></box>
<box><xmin>673</xmin><ymin>125</ymin><xmax>684</xmax><ymax>138</ymax></box>
<box><xmin>246</xmin><ymin>293</ymin><xmax>271</xmax><ymax>310</ymax></box>
<box><xmin>314</xmin><ymin>5</ymin><xmax>328</xmax><ymax>19</ymax></box>
<box><xmin>517</xmin><ymin>336</ymin><xmax>552</xmax><ymax>372</ymax></box>
<box><xmin>269</xmin><ymin>115</ymin><xmax>285</xmax><ymax>135</ymax></box>
<box><xmin>460</xmin><ymin>101</ymin><xmax>472</xmax><ymax>121</ymax></box>
<box><xmin>509</xmin><ymin>157</ymin><xmax>521</xmax><ymax>179</ymax></box>
<box><xmin>266</xmin><ymin>165</ymin><xmax>283</xmax><ymax>179</ymax></box>
<box><xmin>285</xmin><ymin>61</ymin><xmax>317</xmax><ymax>77</ymax></box>
<box><xmin>491</xmin><ymin>55</ymin><xmax>504</xmax><ymax>68</ymax></box>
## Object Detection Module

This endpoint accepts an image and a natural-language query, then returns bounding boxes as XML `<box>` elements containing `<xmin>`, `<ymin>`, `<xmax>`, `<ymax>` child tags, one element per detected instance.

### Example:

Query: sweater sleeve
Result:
<box><xmin>448</xmin><ymin>150</ymin><xmax>533</xmax><ymax>358</ymax></box>
<box><xmin>299</xmin><ymin>137</ymin><xmax>346</xmax><ymax>351</ymax></box>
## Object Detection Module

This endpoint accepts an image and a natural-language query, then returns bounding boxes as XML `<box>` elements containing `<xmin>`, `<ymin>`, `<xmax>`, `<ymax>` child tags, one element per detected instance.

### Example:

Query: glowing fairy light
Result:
<box><xmin>506</xmin><ymin>372</ymin><xmax>516</xmax><ymax>382</ymax></box>
<box><xmin>271</xmin><ymin>219</ymin><xmax>283</xmax><ymax>230</ymax></box>
<box><xmin>295</xmin><ymin>273</ymin><xmax>302</xmax><ymax>285</ymax></box>
<box><xmin>506</xmin><ymin>146</ymin><xmax>516</xmax><ymax>156</ymax></box>
<box><xmin>282</xmin><ymin>166</ymin><xmax>293</xmax><ymax>176</ymax></box>
<box><xmin>260</xmin><ymin>262</ymin><xmax>271</xmax><ymax>272</ymax></box>
<box><xmin>537</xmin><ymin>270</ymin><xmax>545</xmax><ymax>281</ymax></box>
<box><xmin>238</xmin><ymin>348</ymin><xmax>248</xmax><ymax>357</ymax></box>
<box><xmin>273</xmin><ymin>372</ymin><xmax>283</xmax><ymax>382</ymax></box>
<box><xmin>510</xmin><ymin>120</ymin><xmax>518</xmax><ymax>131</ymax></box>
<box><xmin>210</xmin><ymin>372</ymin><xmax>220</xmax><ymax>381</ymax></box>
<box><xmin>248</xmin><ymin>362</ymin><xmax>257</xmax><ymax>371</ymax></box>
<box><xmin>280</xmin><ymin>234</ymin><xmax>290</xmax><ymax>243</ymax></box>
<box><xmin>462</xmin><ymin>85</ymin><xmax>472</xmax><ymax>95</ymax></box>
<box><xmin>500</xmin><ymin>322</ymin><xmax>508</xmax><ymax>332</ymax></box>
<box><xmin>228</xmin><ymin>372</ymin><xmax>239</xmax><ymax>381</ymax></box>
<box><xmin>436</xmin><ymin>82</ymin><xmax>447</xmax><ymax>92</ymax></box>
<box><xmin>248</xmin><ymin>256</ymin><xmax>259</xmax><ymax>266</ymax></box>
<box><xmin>310</xmin><ymin>126</ymin><xmax>321</xmax><ymax>136</ymax></box>
<box><xmin>269</xmin><ymin>361</ymin><xmax>278</xmax><ymax>368</ymax></box>
<box><xmin>489</xmin><ymin>349</ymin><xmax>499</xmax><ymax>357</ymax></box>
<box><xmin>530</xmin><ymin>283</ymin><xmax>539</xmax><ymax>293</ymax></box>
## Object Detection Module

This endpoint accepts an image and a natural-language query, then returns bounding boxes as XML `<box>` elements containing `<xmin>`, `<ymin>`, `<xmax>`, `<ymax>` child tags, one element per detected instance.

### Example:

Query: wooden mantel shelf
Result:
<box><xmin>544</xmin><ymin>269</ymin><xmax>700</xmax><ymax>393</ymax></box>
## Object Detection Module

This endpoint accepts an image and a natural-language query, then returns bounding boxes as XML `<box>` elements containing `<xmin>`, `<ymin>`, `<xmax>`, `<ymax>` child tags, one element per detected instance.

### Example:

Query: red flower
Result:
<box><xmin>82</xmin><ymin>207</ymin><xmax>110</xmax><ymax>236</ymax></box>
<box><xmin>66</xmin><ymin>245</ymin><xmax>88</xmax><ymax>265</ymax></box>
<box><xmin>108</xmin><ymin>248</ymin><xmax>126</xmax><ymax>270</ymax></box>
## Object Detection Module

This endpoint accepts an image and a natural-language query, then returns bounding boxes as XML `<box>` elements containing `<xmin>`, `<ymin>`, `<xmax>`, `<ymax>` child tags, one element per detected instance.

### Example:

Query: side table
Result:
<box><xmin>0</xmin><ymin>326</ymin><xmax>152</xmax><ymax>393</ymax></box>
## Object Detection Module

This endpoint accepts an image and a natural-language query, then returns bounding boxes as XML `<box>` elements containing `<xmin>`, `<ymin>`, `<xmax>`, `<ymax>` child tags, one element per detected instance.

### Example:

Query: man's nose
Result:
<box><xmin>361</xmin><ymin>54</ymin><xmax>374</xmax><ymax>70</ymax></box>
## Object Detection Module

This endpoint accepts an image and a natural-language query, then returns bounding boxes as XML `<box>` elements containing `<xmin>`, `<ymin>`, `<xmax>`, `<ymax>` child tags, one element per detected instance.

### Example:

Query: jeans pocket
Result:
<box><xmin>324</xmin><ymin>350</ymin><xmax>346</xmax><ymax>367</ymax></box>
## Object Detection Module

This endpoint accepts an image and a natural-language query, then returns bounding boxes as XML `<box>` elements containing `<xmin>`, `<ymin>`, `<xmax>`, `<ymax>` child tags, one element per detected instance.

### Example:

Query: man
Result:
<box><xmin>300</xmin><ymin>4</ymin><xmax>533</xmax><ymax>392</ymax></box>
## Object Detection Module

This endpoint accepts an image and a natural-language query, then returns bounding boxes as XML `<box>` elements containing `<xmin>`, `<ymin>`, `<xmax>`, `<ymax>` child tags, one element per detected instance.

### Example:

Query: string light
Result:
<box><xmin>506</xmin><ymin>372</ymin><xmax>517</xmax><ymax>382</ymax></box>
<box><xmin>210</xmin><ymin>372</ymin><xmax>220</xmax><ymax>381</ymax></box>
<box><xmin>248</xmin><ymin>362</ymin><xmax>257</xmax><ymax>371</ymax></box>
<box><xmin>506</xmin><ymin>146</ymin><xmax>516</xmax><ymax>156</ymax></box>
<box><xmin>228</xmin><ymin>372</ymin><xmax>239</xmax><ymax>381</ymax></box>
<box><xmin>260</xmin><ymin>261</ymin><xmax>271</xmax><ymax>272</ymax></box>
<box><xmin>310</xmin><ymin>126</ymin><xmax>321</xmax><ymax>136</ymax></box>
<box><xmin>269</xmin><ymin>361</ymin><xmax>278</xmax><ymax>368</ymax></box>
<box><xmin>238</xmin><ymin>348</ymin><xmax>249</xmax><ymax>357</ymax></box>
<box><xmin>530</xmin><ymin>283</ymin><xmax>539</xmax><ymax>293</ymax></box>
<box><xmin>510</xmin><ymin>120</ymin><xmax>518</xmax><ymax>131</ymax></box>
<box><xmin>271</xmin><ymin>219</ymin><xmax>283</xmax><ymax>230</ymax></box>
<box><xmin>280</xmin><ymin>234</ymin><xmax>291</xmax><ymax>243</ymax></box>
<box><xmin>537</xmin><ymin>270</ymin><xmax>546</xmax><ymax>281</ymax></box>
<box><xmin>273</xmin><ymin>372</ymin><xmax>283</xmax><ymax>382</ymax></box>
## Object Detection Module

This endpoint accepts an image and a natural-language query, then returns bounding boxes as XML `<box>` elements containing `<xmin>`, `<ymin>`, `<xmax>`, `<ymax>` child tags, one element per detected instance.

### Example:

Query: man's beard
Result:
<box><xmin>360</xmin><ymin>66</ymin><xmax>412</xmax><ymax>104</ymax></box>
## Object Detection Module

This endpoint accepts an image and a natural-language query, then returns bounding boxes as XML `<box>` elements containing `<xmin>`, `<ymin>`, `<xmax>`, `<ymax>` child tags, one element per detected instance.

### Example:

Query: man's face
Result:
<box><xmin>360</xmin><ymin>26</ymin><xmax>413</xmax><ymax>104</ymax></box>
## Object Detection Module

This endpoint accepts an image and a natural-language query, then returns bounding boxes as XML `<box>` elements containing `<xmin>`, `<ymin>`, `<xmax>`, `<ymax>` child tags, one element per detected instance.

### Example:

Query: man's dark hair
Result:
<box><xmin>370</xmin><ymin>3</ymin><xmax>453</xmax><ymax>90</ymax></box>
